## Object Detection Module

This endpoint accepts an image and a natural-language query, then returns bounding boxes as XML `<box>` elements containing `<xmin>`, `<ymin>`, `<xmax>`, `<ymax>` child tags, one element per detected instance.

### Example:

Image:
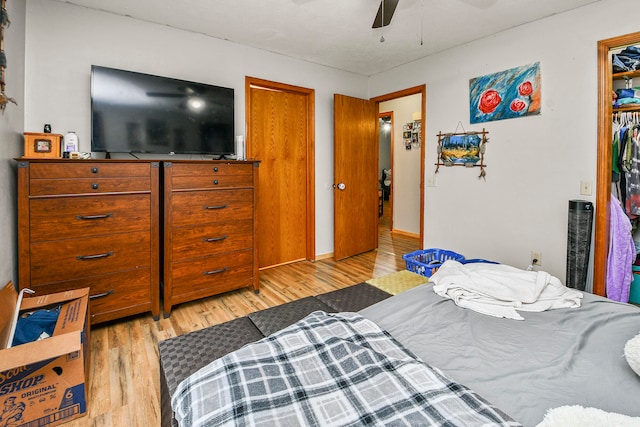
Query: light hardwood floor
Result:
<box><xmin>70</xmin><ymin>201</ymin><xmax>419</xmax><ymax>426</ymax></box>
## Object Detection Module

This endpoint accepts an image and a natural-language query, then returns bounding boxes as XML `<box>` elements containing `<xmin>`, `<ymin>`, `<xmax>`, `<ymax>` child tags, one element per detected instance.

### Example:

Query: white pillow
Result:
<box><xmin>625</xmin><ymin>332</ymin><xmax>640</xmax><ymax>377</ymax></box>
<box><xmin>536</xmin><ymin>405</ymin><xmax>640</xmax><ymax>427</ymax></box>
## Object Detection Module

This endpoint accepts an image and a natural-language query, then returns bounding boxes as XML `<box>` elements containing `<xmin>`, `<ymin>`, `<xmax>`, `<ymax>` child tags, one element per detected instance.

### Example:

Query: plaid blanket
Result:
<box><xmin>171</xmin><ymin>311</ymin><xmax>521</xmax><ymax>427</ymax></box>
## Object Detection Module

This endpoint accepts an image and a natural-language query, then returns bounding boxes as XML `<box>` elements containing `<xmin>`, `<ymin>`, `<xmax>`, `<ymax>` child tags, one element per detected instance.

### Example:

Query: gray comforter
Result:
<box><xmin>360</xmin><ymin>284</ymin><xmax>640</xmax><ymax>427</ymax></box>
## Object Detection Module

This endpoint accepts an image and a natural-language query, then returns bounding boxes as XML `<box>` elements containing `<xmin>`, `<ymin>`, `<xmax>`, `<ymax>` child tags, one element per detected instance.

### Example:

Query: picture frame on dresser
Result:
<box><xmin>23</xmin><ymin>132</ymin><xmax>62</xmax><ymax>158</ymax></box>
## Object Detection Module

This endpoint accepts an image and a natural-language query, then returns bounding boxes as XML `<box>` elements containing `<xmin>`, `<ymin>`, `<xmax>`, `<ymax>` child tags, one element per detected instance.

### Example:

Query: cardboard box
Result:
<box><xmin>0</xmin><ymin>282</ymin><xmax>90</xmax><ymax>426</ymax></box>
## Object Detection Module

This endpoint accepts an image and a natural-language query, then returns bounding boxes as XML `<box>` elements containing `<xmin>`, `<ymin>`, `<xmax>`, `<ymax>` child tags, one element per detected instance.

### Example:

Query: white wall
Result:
<box><xmin>380</xmin><ymin>94</ymin><xmax>421</xmax><ymax>235</ymax></box>
<box><xmin>369</xmin><ymin>0</ymin><xmax>638</xmax><ymax>281</ymax></box>
<box><xmin>20</xmin><ymin>0</ymin><xmax>640</xmax><ymax>282</ymax></box>
<box><xmin>0</xmin><ymin>1</ymin><xmax>25</xmax><ymax>286</ymax></box>
<box><xmin>24</xmin><ymin>0</ymin><xmax>370</xmax><ymax>258</ymax></box>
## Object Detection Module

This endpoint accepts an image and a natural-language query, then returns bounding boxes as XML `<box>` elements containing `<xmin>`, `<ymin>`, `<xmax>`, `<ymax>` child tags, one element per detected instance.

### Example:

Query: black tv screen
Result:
<box><xmin>91</xmin><ymin>65</ymin><xmax>234</xmax><ymax>155</ymax></box>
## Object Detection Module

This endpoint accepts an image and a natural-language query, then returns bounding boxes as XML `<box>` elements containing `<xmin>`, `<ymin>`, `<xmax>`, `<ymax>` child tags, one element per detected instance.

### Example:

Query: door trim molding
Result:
<box><xmin>245</xmin><ymin>76</ymin><xmax>316</xmax><ymax>262</ymax></box>
<box><xmin>595</xmin><ymin>32</ymin><xmax>640</xmax><ymax>297</ymax></box>
<box><xmin>371</xmin><ymin>85</ymin><xmax>426</xmax><ymax>247</ymax></box>
<box><xmin>379</xmin><ymin>110</ymin><xmax>394</xmax><ymax>230</ymax></box>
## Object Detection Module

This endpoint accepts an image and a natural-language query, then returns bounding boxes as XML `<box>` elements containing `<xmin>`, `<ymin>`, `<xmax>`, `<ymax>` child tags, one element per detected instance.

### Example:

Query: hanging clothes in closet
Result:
<box><xmin>613</xmin><ymin>111</ymin><xmax>640</xmax><ymax>219</ymax></box>
<box><xmin>610</xmin><ymin>111</ymin><xmax>640</xmax><ymax>301</ymax></box>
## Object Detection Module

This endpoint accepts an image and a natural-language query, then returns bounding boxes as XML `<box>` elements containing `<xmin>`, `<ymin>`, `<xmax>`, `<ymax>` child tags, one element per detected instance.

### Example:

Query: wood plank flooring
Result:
<box><xmin>68</xmin><ymin>202</ymin><xmax>419</xmax><ymax>426</ymax></box>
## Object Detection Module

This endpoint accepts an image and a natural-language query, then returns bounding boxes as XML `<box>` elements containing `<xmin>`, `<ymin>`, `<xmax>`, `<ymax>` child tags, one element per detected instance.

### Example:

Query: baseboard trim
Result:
<box><xmin>391</xmin><ymin>229</ymin><xmax>420</xmax><ymax>239</ymax></box>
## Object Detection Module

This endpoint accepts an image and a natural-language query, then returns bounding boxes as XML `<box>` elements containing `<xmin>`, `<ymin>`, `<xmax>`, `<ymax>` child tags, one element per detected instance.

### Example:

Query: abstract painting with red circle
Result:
<box><xmin>469</xmin><ymin>62</ymin><xmax>541</xmax><ymax>124</ymax></box>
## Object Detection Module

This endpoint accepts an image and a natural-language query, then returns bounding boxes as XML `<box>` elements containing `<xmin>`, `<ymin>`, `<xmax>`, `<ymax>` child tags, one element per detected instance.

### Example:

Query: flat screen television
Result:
<box><xmin>91</xmin><ymin>65</ymin><xmax>234</xmax><ymax>156</ymax></box>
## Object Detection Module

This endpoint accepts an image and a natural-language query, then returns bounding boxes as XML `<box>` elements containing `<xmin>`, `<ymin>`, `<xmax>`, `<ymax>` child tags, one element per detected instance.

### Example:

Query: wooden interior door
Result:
<box><xmin>247</xmin><ymin>78</ymin><xmax>315</xmax><ymax>268</ymax></box>
<box><xmin>333</xmin><ymin>94</ymin><xmax>379</xmax><ymax>260</ymax></box>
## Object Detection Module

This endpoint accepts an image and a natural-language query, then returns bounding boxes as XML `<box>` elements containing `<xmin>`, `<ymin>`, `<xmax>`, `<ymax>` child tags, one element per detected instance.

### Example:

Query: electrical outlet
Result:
<box><xmin>531</xmin><ymin>251</ymin><xmax>542</xmax><ymax>266</ymax></box>
<box><xmin>580</xmin><ymin>180</ymin><xmax>592</xmax><ymax>196</ymax></box>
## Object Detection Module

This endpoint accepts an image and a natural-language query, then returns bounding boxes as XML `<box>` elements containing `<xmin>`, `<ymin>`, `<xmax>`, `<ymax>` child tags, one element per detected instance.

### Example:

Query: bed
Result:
<box><xmin>159</xmin><ymin>268</ymin><xmax>640</xmax><ymax>427</ymax></box>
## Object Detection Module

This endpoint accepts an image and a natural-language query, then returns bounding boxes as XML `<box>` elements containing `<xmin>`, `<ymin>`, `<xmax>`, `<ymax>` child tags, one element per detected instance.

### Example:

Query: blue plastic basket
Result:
<box><xmin>402</xmin><ymin>249</ymin><xmax>465</xmax><ymax>277</ymax></box>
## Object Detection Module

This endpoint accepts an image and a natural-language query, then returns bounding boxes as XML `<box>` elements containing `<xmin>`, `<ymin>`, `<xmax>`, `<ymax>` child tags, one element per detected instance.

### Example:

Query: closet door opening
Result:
<box><xmin>595</xmin><ymin>31</ymin><xmax>640</xmax><ymax>297</ymax></box>
<box><xmin>379</xmin><ymin>113</ymin><xmax>393</xmax><ymax>230</ymax></box>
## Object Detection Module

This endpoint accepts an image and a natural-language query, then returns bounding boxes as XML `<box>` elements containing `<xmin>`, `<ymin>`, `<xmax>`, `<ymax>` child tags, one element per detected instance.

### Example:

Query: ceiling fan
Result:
<box><xmin>372</xmin><ymin>0</ymin><xmax>399</xmax><ymax>29</ymax></box>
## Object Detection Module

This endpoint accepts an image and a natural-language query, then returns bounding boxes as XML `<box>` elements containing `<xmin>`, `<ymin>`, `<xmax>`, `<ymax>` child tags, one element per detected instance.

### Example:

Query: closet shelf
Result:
<box><xmin>613</xmin><ymin>70</ymin><xmax>640</xmax><ymax>81</ymax></box>
<box><xmin>613</xmin><ymin>105</ymin><xmax>640</xmax><ymax>113</ymax></box>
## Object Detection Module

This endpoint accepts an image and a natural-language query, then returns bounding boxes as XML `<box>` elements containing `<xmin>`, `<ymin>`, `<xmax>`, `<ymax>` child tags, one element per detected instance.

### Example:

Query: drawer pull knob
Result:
<box><xmin>77</xmin><ymin>251</ymin><xmax>114</xmax><ymax>261</ymax></box>
<box><xmin>89</xmin><ymin>289</ymin><xmax>114</xmax><ymax>300</ymax></box>
<box><xmin>203</xmin><ymin>235</ymin><xmax>228</xmax><ymax>243</ymax></box>
<box><xmin>91</xmin><ymin>167</ymin><xmax>99</xmax><ymax>174</ymax></box>
<box><xmin>76</xmin><ymin>213</ymin><xmax>113</xmax><ymax>220</ymax></box>
<box><xmin>213</xmin><ymin>167</ymin><xmax>219</xmax><ymax>172</ymax></box>
<box><xmin>213</xmin><ymin>179</ymin><xmax>219</xmax><ymax>185</ymax></box>
<box><xmin>203</xmin><ymin>267</ymin><xmax>227</xmax><ymax>276</ymax></box>
<box><xmin>203</xmin><ymin>204</ymin><xmax>227</xmax><ymax>210</ymax></box>
<box><xmin>91</xmin><ymin>183</ymin><xmax>99</xmax><ymax>190</ymax></box>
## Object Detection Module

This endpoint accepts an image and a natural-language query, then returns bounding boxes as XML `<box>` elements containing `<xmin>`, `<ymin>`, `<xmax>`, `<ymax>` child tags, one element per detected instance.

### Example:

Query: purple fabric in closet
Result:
<box><xmin>606</xmin><ymin>195</ymin><xmax>635</xmax><ymax>302</ymax></box>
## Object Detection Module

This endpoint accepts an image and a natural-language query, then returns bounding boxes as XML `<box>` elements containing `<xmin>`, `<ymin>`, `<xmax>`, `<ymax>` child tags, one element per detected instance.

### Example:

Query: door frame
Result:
<box><xmin>371</xmin><ymin>85</ymin><xmax>426</xmax><ymax>246</ymax></box>
<box><xmin>379</xmin><ymin>111</ymin><xmax>394</xmax><ymax>230</ymax></box>
<box><xmin>245</xmin><ymin>76</ymin><xmax>316</xmax><ymax>263</ymax></box>
<box><xmin>595</xmin><ymin>31</ymin><xmax>640</xmax><ymax>297</ymax></box>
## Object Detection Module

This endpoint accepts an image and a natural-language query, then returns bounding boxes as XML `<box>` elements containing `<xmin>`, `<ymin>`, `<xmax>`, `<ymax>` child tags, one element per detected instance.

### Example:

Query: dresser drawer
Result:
<box><xmin>27</xmin><ymin>269</ymin><xmax>152</xmax><ymax>324</ymax></box>
<box><xmin>29</xmin><ymin>176</ymin><xmax>151</xmax><ymax>196</ymax></box>
<box><xmin>169</xmin><ymin>162</ymin><xmax>253</xmax><ymax>177</ymax></box>
<box><xmin>28</xmin><ymin>162</ymin><xmax>152</xmax><ymax>179</ymax></box>
<box><xmin>171</xmin><ymin>219</ymin><xmax>253</xmax><ymax>261</ymax></box>
<box><xmin>29</xmin><ymin>194</ymin><xmax>150</xmax><ymax>241</ymax></box>
<box><xmin>170</xmin><ymin>250</ymin><xmax>254</xmax><ymax>298</ymax></box>
<box><xmin>171</xmin><ymin>174</ymin><xmax>253</xmax><ymax>190</ymax></box>
<box><xmin>170</xmin><ymin>189</ymin><xmax>253</xmax><ymax>227</ymax></box>
<box><xmin>29</xmin><ymin>231</ymin><xmax>151</xmax><ymax>285</ymax></box>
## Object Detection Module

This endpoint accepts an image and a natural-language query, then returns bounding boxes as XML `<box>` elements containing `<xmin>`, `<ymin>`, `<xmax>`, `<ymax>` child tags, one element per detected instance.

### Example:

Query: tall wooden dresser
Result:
<box><xmin>16</xmin><ymin>159</ymin><xmax>161</xmax><ymax>324</ymax></box>
<box><xmin>163</xmin><ymin>160</ymin><xmax>259</xmax><ymax>316</ymax></box>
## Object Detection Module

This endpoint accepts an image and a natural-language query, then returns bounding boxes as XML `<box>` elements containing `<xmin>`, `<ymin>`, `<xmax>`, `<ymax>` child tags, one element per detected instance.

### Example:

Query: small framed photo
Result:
<box><xmin>23</xmin><ymin>132</ymin><xmax>62</xmax><ymax>158</ymax></box>
<box><xmin>403</xmin><ymin>131</ymin><xmax>411</xmax><ymax>139</ymax></box>
<box><xmin>35</xmin><ymin>139</ymin><xmax>53</xmax><ymax>153</ymax></box>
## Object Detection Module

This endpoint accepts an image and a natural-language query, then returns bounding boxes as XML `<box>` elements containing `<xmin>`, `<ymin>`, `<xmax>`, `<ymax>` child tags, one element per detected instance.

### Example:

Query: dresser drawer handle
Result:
<box><xmin>91</xmin><ymin>183</ymin><xmax>99</xmax><ymax>190</ymax></box>
<box><xmin>91</xmin><ymin>167</ymin><xmax>99</xmax><ymax>174</ymax></box>
<box><xmin>89</xmin><ymin>289</ymin><xmax>114</xmax><ymax>300</ymax></box>
<box><xmin>203</xmin><ymin>267</ymin><xmax>227</xmax><ymax>276</ymax></box>
<box><xmin>213</xmin><ymin>167</ymin><xmax>219</xmax><ymax>172</ymax></box>
<box><xmin>203</xmin><ymin>235</ymin><xmax>228</xmax><ymax>243</ymax></box>
<box><xmin>213</xmin><ymin>179</ymin><xmax>219</xmax><ymax>185</ymax></box>
<box><xmin>203</xmin><ymin>204</ymin><xmax>227</xmax><ymax>210</ymax></box>
<box><xmin>76</xmin><ymin>213</ymin><xmax>113</xmax><ymax>220</ymax></box>
<box><xmin>76</xmin><ymin>251</ymin><xmax>114</xmax><ymax>261</ymax></box>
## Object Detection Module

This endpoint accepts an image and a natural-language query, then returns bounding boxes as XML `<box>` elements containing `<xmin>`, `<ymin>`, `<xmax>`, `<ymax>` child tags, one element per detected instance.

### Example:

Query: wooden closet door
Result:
<box><xmin>249</xmin><ymin>86</ymin><xmax>309</xmax><ymax>268</ymax></box>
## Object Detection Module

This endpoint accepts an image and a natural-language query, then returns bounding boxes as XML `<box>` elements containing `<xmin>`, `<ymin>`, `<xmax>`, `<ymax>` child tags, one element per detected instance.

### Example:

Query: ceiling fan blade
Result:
<box><xmin>372</xmin><ymin>0</ymin><xmax>399</xmax><ymax>29</ymax></box>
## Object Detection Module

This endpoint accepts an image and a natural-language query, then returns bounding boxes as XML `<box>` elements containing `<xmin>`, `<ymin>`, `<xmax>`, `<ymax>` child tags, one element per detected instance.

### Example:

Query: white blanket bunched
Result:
<box><xmin>429</xmin><ymin>261</ymin><xmax>583</xmax><ymax>320</ymax></box>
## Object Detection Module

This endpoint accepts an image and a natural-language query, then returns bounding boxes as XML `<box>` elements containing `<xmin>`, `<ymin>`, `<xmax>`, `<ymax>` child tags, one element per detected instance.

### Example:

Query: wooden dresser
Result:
<box><xmin>16</xmin><ymin>159</ymin><xmax>161</xmax><ymax>324</ymax></box>
<box><xmin>163</xmin><ymin>160</ymin><xmax>259</xmax><ymax>316</ymax></box>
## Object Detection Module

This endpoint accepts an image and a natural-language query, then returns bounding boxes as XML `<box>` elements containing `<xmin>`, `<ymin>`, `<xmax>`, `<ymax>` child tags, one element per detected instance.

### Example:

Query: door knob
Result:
<box><xmin>337</xmin><ymin>182</ymin><xmax>346</xmax><ymax>190</ymax></box>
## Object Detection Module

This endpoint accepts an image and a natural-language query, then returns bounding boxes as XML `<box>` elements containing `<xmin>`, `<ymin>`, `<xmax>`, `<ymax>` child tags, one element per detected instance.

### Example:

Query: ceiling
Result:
<box><xmin>57</xmin><ymin>0</ymin><xmax>600</xmax><ymax>76</ymax></box>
